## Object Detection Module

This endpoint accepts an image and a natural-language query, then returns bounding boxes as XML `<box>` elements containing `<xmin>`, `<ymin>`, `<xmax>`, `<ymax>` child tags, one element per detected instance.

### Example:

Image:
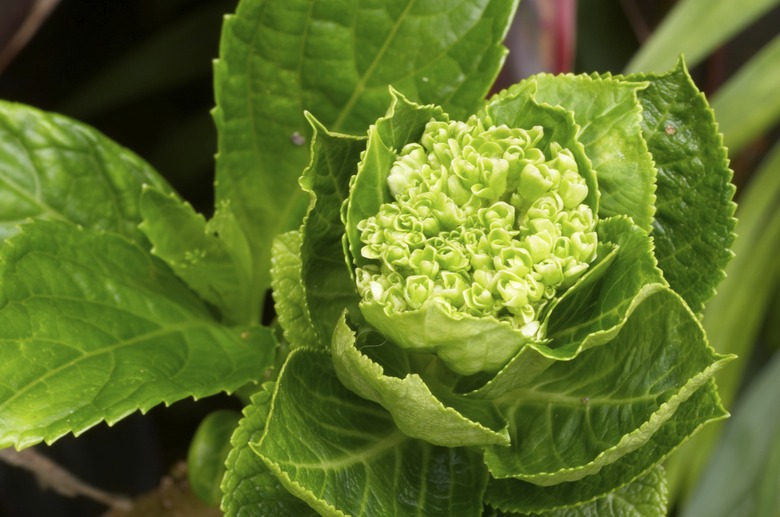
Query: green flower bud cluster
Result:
<box><xmin>356</xmin><ymin>116</ymin><xmax>598</xmax><ymax>335</ymax></box>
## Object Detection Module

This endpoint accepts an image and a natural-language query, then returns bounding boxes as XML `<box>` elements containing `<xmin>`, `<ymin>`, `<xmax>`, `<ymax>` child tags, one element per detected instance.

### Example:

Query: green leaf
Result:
<box><xmin>529</xmin><ymin>74</ymin><xmax>656</xmax><ymax>232</ymax></box>
<box><xmin>682</xmin><ymin>351</ymin><xmax>780</xmax><ymax>517</ymax></box>
<box><xmin>213</xmin><ymin>0</ymin><xmax>519</xmax><ymax>315</ymax></box>
<box><xmin>0</xmin><ymin>101</ymin><xmax>173</xmax><ymax>243</ymax></box>
<box><xmin>300</xmin><ymin>115</ymin><xmax>366</xmax><ymax>344</ymax></box>
<box><xmin>270</xmin><ymin>231</ymin><xmax>319</xmax><ymax>349</ymax></box>
<box><xmin>482</xmin><ymin>288</ymin><xmax>729</xmax><ymax>485</ymax></box>
<box><xmin>0</xmin><ymin>221</ymin><xmax>273</xmax><ymax>449</ymax></box>
<box><xmin>629</xmin><ymin>60</ymin><xmax>736</xmax><ymax>314</ymax></box>
<box><xmin>625</xmin><ymin>0</ymin><xmax>780</xmax><ymax>73</ymax></box>
<box><xmin>222</xmin><ymin>383</ymin><xmax>318</xmax><ymax>516</ymax></box>
<box><xmin>254</xmin><ymin>347</ymin><xmax>489</xmax><ymax>517</ymax></box>
<box><xmin>139</xmin><ymin>186</ymin><xmax>254</xmax><ymax>325</ymax></box>
<box><xmin>485</xmin><ymin>380</ymin><xmax>726</xmax><ymax>514</ymax></box>
<box><xmin>331</xmin><ymin>313</ymin><xmax>510</xmax><ymax>447</ymax></box>
<box><xmin>712</xmin><ymin>33</ymin><xmax>780</xmax><ymax>153</ymax></box>
<box><xmin>188</xmin><ymin>409</ymin><xmax>242</xmax><ymax>506</ymax></box>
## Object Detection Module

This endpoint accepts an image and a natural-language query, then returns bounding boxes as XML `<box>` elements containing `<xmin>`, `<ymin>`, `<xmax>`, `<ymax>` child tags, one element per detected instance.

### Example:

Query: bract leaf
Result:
<box><xmin>0</xmin><ymin>101</ymin><xmax>173</xmax><ymax>243</ymax></box>
<box><xmin>344</xmin><ymin>90</ymin><xmax>446</xmax><ymax>268</ymax></box>
<box><xmin>221</xmin><ymin>383</ymin><xmax>318</xmax><ymax>516</ymax></box>
<box><xmin>530</xmin><ymin>74</ymin><xmax>656</xmax><ymax>232</ymax></box>
<box><xmin>254</xmin><ymin>347</ymin><xmax>489</xmax><ymax>517</ymax></box>
<box><xmin>0</xmin><ymin>221</ymin><xmax>273</xmax><ymax>449</ymax></box>
<box><xmin>545</xmin><ymin>216</ymin><xmax>665</xmax><ymax>348</ymax></box>
<box><xmin>481</xmin><ymin>78</ymin><xmax>599</xmax><ymax>215</ymax></box>
<box><xmin>299</xmin><ymin>115</ymin><xmax>366</xmax><ymax>344</ymax></box>
<box><xmin>464</xmin><ymin>217</ymin><xmax>664</xmax><ymax>399</ymax></box>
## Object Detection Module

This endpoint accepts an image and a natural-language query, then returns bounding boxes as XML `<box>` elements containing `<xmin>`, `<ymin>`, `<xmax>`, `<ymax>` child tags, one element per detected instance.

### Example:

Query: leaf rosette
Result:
<box><xmin>251</xmin><ymin>61</ymin><xmax>736</xmax><ymax>517</ymax></box>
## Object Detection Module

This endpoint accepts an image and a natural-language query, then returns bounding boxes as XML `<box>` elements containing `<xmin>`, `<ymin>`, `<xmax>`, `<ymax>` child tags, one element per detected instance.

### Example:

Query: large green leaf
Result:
<box><xmin>0</xmin><ymin>101</ymin><xmax>173</xmax><ymax>243</ymax></box>
<box><xmin>483</xmin><ymin>288</ymin><xmax>728</xmax><ymax>485</ymax></box>
<box><xmin>712</xmin><ymin>33</ymin><xmax>780</xmax><ymax>153</ymax></box>
<box><xmin>0</xmin><ymin>221</ymin><xmax>273</xmax><ymax>449</ymax></box>
<box><xmin>625</xmin><ymin>0</ymin><xmax>780</xmax><ymax>73</ymax></box>
<box><xmin>253</xmin><ymin>348</ymin><xmax>489</xmax><ymax>517</ymax></box>
<box><xmin>629</xmin><ymin>61</ymin><xmax>736</xmax><ymax>315</ymax></box>
<box><xmin>221</xmin><ymin>382</ymin><xmax>318</xmax><ymax>516</ymax></box>
<box><xmin>485</xmin><ymin>380</ymin><xmax>726</xmax><ymax>514</ymax></box>
<box><xmin>665</xmin><ymin>132</ymin><xmax>780</xmax><ymax>502</ymax></box>
<box><xmin>212</xmin><ymin>0</ymin><xmax>519</xmax><ymax>315</ymax></box>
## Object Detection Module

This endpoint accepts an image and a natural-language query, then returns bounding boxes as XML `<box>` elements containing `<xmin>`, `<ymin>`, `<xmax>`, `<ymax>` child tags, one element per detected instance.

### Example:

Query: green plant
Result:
<box><xmin>0</xmin><ymin>1</ymin><xmax>739</xmax><ymax>515</ymax></box>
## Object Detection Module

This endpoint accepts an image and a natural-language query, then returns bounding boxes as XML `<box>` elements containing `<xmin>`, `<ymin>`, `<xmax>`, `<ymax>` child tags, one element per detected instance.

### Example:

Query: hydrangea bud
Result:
<box><xmin>354</xmin><ymin>115</ymin><xmax>598</xmax><ymax>374</ymax></box>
